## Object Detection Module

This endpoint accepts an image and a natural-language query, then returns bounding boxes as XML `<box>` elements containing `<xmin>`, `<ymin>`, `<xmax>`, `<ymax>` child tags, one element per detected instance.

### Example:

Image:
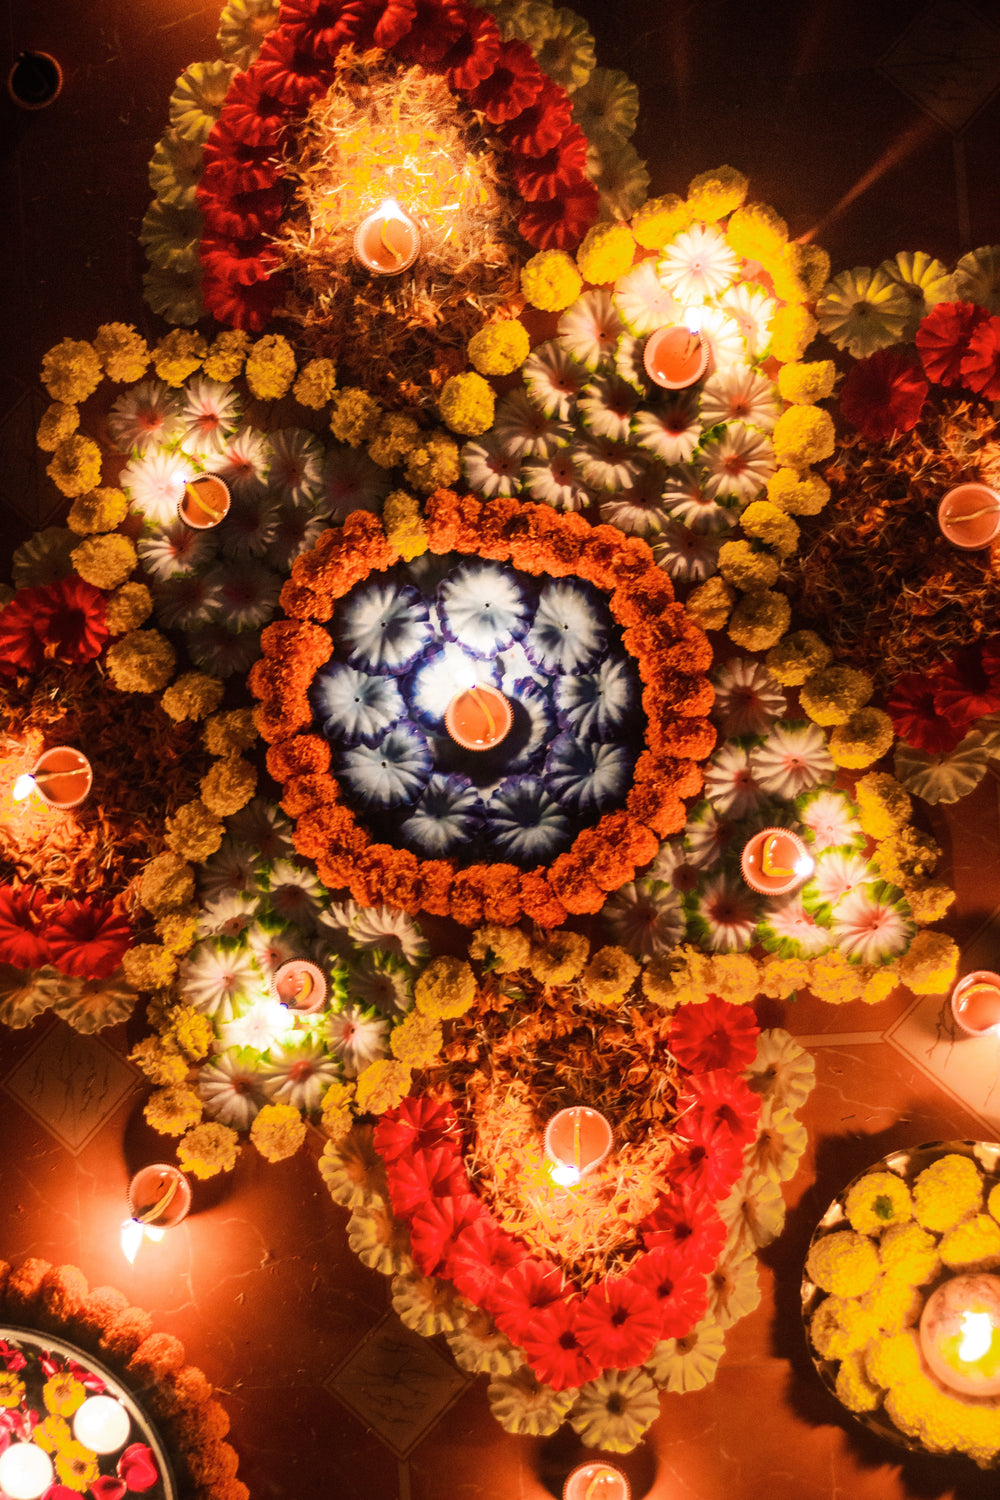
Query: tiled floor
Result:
<box><xmin>4</xmin><ymin>1</ymin><xmax>1000</xmax><ymax>1497</ymax></box>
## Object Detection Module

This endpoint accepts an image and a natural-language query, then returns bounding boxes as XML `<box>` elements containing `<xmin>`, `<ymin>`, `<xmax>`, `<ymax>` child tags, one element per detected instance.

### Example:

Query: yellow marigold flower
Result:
<box><xmin>776</xmin><ymin>360</ymin><xmax>836</xmax><ymax>405</ymax></box>
<box><xmin>32</xmin><ymin>1413</ymin><xmax>71</xmax><ymax>1451</ymax></box>
<box><xmin>758</xmin><ymin>956</ymin><xmax>812</xmax><ymax>1000</ymax></box>
<box><xmin>390</xmin><ymin>1011</ymin><xmax>442</xmax><ymax>1069</ymax></box>
<box><xmin>896</xmin><ymin>930</ymin><xmax>958</xmax><ymax>995</ymax></box>
<box><xmin>685</xmin><ymin>574</ymin><xmax>734</xmax><ymax>632</ymax></box>
<box><xmin>875</xmin><ymin>827</ymin><xmax>940</xmax><ymax>886</ymax></box>
<box><xmin>770</xmin><ymin>304</ymin><xmax>818</xmax><ymax>363</ymax></box>
<box><xmin>43</xmin><ymin>1372</ymin><xmax>87</xmax><ymax>1417</ymax></box>
<box><xmin>251</xmin><ymin>1102</ymin><xmax>307</xmax><ymax>1162</ymax></box>
<box><xmin>320</xmin><ymin>1078</ymin><xmax>356</xmax><ymax>1140</ymax></box>
<box><xmin>293</xmin><ymin>356</ymin><xmax>337</xmax><ymax>409</ymax></box>
<box><xmin>130</xmin><ymin>1034</ymin><xmax>188</xmax><ymax>1085</ymax></box>
<box><xmin>806</xmin><ymin>1229</ymin><xmax>881</xmax><ymax>1297</ymax></box>
<box><xmin>740</xmin><ymin>501</ymin><xmax>800</xmax><ymax>559</ymax></box>
<box><xmin>55</xmin><ymin>1440</ymin><xmax>100</xmax><ymax>1492</ymax></box>
<box><xmin>764</xmin><ymin>629</ymin><xmax>831</xmax><ymax>687</ymax></box>
<box><xmin>468</xmin><ymin>319</ymin><xmax>531</xmax><ymax>376</ymax></box>
<box><xmin>799</xmin><ymin>665</ymin><xmax>873</xmax><ymax>726</ymax></box>
<box><xmin>865</xmin><ymin>1328</ymin><xmax>922</xmax><ymax>1389</ymax></box>
<box><xmin>439</xmin><ymin>371</ymin><xmax>495</xmax><ymax>436</ymax></box>
<box><xmin>200</xmin><ymin>755</ymin><xmax>257</xmax><ymax>817</ymax></box>
<box><xmin>139</xmin><ymin>850</ymin><xmax>195</xmax><ymax>915</ymax></box>
<box><xmin>383</xmin><ymin>488</ymin><xmax>429</xmax><ymax>562</ymax></box>
<box><xmin>367</xmin><ymin>412</ymin><xmax>421</xmax><ymax>468</ymax></box>
<box><xmin>330</xmin><ymin>387</ymin><xmax>382</xmax><ymax>446</ymax></box>
<box><xmin>766</xmin><ymin>465</ymin><xmax>830</xmax><ymax>516</ymax></box>
<box><xmin>71</xmin><ymin>533</ymin><xmax>136</xmax><ymax>590</ymax></box>
<box><xmin>203</xmin><ymin>328</ymin><xmax>251</xmax><ymax>381</ymax></box>
<box><xmin>912</xmin><ymin>1154</ymin><xmax>982</xmax><ymax>1233</ymax></box>
<box><xmin>879</xmin><ymin>1222</ymin><xmax>940</xmax><ymax>1285</ymax></box>
<box><xmin>161</xmin><ymin>670</ymin><xmax>225</xmax><ymax>722</ymax></box>
<box><xmin>405</xmin><ymin>431</ymin><xmax>460</xmax><ymax>493</ymax></box>
<box><xmin>48</xmin><ymin>435</ymin><xmax>103</xmax><ymax>497</ymax></box>
<box><xmin>355</xmin><ymin>1058</ymin><xmax>412</xmax><ymax>1115</ymax></box>
<box><xmin>725</xmin><ymin>201</ymin><xmax>787</xmax><ymax>260</ymax></box>
<box><xmin>155</xmin><ymin>909</ymin><xmax>199</xmax><ymax>954</ymax></box>
<box><xmin>0</xmin><ymin>1371</ymin><xmax>26</xmax><ymax>1407</ymax></box>
<box><xmin>528</xmin><ymin>931</ymin><xmax>590</xmax><ymax>987</ymax></box>
<box><xmin>246</xmin><ymin>333</ymin><xmax>296</xmax><ymax>400</ymax></box>
<box><xmin>901</xmin><ymin>879</ymin><xmax>954</xmax><ymax>926</ymax></box>
<box><xmin>582</xmin><ymin>944</ymin><xmax>640</xmax><ymax>1004</ymax></box>
<box><xmin>809</xmin><ymin>950</ymin><xmax>866</xmax><ymax>1006</ymax></box>
<box><xmin>144</xmin><ymin>1084</ymin><xmax>203</xmax><ymax>1136</ymax></box>
<box><xmin>855</xmin><ymin>771</ymin><xmax>912</xmax><ymax>840</ymax></box>
<box><xmin>630</xmin><ymin>193</ymin><xmax>693</xmax><ymax>250</ymax></box>
<box><xmin>153</xmin><ymin>328</ymin><xmax>207</xmax><ymax>387</ymax></box>
<box><xmin>177</xmin><ymin>1121</ymin><xmax>240</xmax><ymax>1179</ymax></box>
<box><xmin>809</xmin><ymin>1297</ymin><xmax>852</xmax><ymax>1359</ymax></box>
<box><xmin>706</xmin><ymin>952</ymin><xmax>759</xmax><ymax>1005</ymax></box>
<box><xmin>718</xmin><ymin>540</ymin><xmax>779</xmax><ymax>590</ymax></box>
<box><xmin>68</xmin><ymin>485</ymin><xmax>129</xmax><ymax>536</ymax></box>
<box><xmin>766</xmin><ymin>241</ymin><xmax>831</xmax><ymax>303</ymax></box>
<box><xmin>106</xmin><ymin>628</ymin><xmax>176</xmax><ymax>692</ymax></box>
<box><xmin>469</xmin><ymin>924</ymin><xmax>532</xmax><ymax>973</ymax></box>
<box><xmin>940</xmin><ymin>1212</ymin><xmax>1000</xmax><ymax>1268</ymax></box>
<box><xmin>94</xmin><ymin>322</ymin><xmax>150</xmax><ymax>383</ymax></box>
<box><xmin>988</xmin><ymin>1184</ymin><xmax>1000</xmax><ymax>1224</ymax></box>
<box><xmin>122</xmin><ymin>943</ymin><xmax>179</xmax><ymax>990</ymax></box>
<box><xmin>829</xmin><ymin>707</ymin><xmax>894</xmax><ymax>769</ymax></box>
<box><xmin>773</xmin><ymin>405</ymin><xmax>835</xmax><ymax>468</ymax></box>
<box><xmin>105</xmin><ymin>580</ymin><xmax>152</xmax><ymax>634</ymax></box>
<box><xmin>861</xmin><ymin>1273</ymin><xmax>923</xmax><ymax>1334</ymax></box>
<box><xmin>726</xmin><ymin>588</ymin><xmax>790</xmax><ymax>651</ymax></box>
<box><xmin>861</xmin><ymin>968</ymin><xmax>897</xmax><ymax>1005</ymax></box>
<box><xmin>41</xmin><ymin>337</ymin><xmax>103</xmax><ymax>403</ymax></box>
<box><xmin>575</xmin><ymin>221</ymin><xmax>635</xmax><ymax>284</ymax></box>
<box><xmin>167</xmin><ymin>1004</ymin><xmax>214</xmax><ymax>1060</ymax></box>
<box><xmin>164</xmin><ymin>799</ymin><xmax>225</xmax><ymax>861</ymax></box>
<box><xmin>835</xmin><ymin>1350</ymin><xmax>882</xmax><ymax>1413</ymax></box>
<box><xmin>685</xmin><ymin>164</ymin><xmax>748</xmax><ymax>221</ymax></box>
<box><xmin>520</xmin><ymin>248</ymin><xmax>584</xmax><ymax>310</ymax></box>
<box><xmin>642</xmin><ymin>944</ymin><xmax>711</xmax><ymax>1007</ymax></box>
<box><xmin>37</xmin><ymin>400</ymin><xmax>79</xmax><ymax>452</ymax></box>
<box><xmin>845</xmin><ymin>1171</ymin><xmax>912</xmax><ymax>1235</ymax></box>
<box><xmin>415</xmin><ymin>955</ymin><xmax>477</xmax><ymax>1019</ymax></box>
<box><xmin>203</xmin><ymin>707</ymin><xmax>257</xmax><ymax>756</ymax></box>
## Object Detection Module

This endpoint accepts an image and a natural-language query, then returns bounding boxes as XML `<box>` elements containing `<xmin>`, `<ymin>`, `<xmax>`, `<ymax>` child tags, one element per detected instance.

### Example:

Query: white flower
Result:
<box><xmin>652</xmin><ymin>523</ymin><xmax>720</xmax><ymax>582</ymax></box>
<box><xmin>461</xmin><ymin>433</ymin><xmax>522</xmax><ymax>498</ymax></box>
<box><xmin>179</xmin><ymin>377</ymin><xmax>240</xmax><ymax>455</ymax></box>
<box><xmin>121</xmin><ymin>447</ymin><xmax>192</xmax><ymax>525</ymax></box>
<box><xmin>437</xmin><ymin>561</ymin><xmax>532</xmax><ymax>658</ymax></box>
<box><xmin>196</xmin><ymin>889</ymin><xmax>260</xmax><ymax>940</ymax></box>
<box><xmin>705</xmin><ymin>1243</ymin><xmax>762</xmax><ymax>1328</ymax></box>
<box><xmin>265</xmin><ymin>500</ymin><xmax>328</xmax><ymax>571</ymax></box>
<box><xmin>880</xmin><ymin>250</ymin><xmax>955</xmax><ymax>338</ymax></box>
<box><xmin>212</xmin><ymin>426</ymin><xmax>272</xmax><ymax>493</ymax></box>
<box><xmin>698</xmin><ymin>421</ymin><xmax>775</xmax><ymax>504</ymax></box>
<box><xmin>703</xmin><ymin>742</ymin><xmax>765</xmax><ymax>818</ymax></box>
<box><xmin>261</xmin><ymin>1038</ymin><xmax>342</xmax><ymax>1112</ymax></box>
<box><xmin>662</xmin><ymin>464</ymin><xmax>735</xmax><ymax>533</ymax></box>
<box><xmin>683</xmin><ymin>801</ymin><xmax>737</xmax><ymax>870</ymax></box>
<box><xmin>816</xmin><ymin>266</ymin><xmax>910</xmax><ymax>357</ymax></box>
<box><xmin>326</xmin><ymin>1005</ymin><xmax>389</xmax><ymax>1077</ymax></box>
<box><xmin>569</xmin><ymin>1366</ymin><xmax>660</xmax><ymax>1451</ymax></box>
<box><xmin>810</xmin><ymin>849</ymin><xmax>871</xmax><ymax>909</ymax></box>
<box><xmin>646</xmin><ymin>837</ymin><xmax>701</xmax><ymax>891</ymax></box>
<box><xmin>697</xmin><ymin>305</ymin><xmax>745</xmax><ymax>372</ymax></box>
<box><xmin>632</xmin><ymin>390</ymin><xmax>703</xmax><ymax>464</ymax></box>
<box><xmin>222</xmin><ymin>996</ymin><xmax>295</xmax><ymax>1052</ymax></box>
<box><xmin>244</xmin><ymin>919</ymin><xmax>301</xmax><ymax>975</ymax></box>
<box><xmin>613</xmin><ymin>258</ymin><xmax>680</xmax><ymax>336</ymax></box>
<box><xmin>522</xmin><ymin>340</ymin><xmax>589</xmax><ymax>419</ymax></box>
<box><xmin>759</xmin><ymin>895</ymin><xmax>830</xmax><ymax>957</ymax></box>
<box><xmin>321</xmin><ymin>443</ymin><xmax>389</xmax><ymax>518</ymax></box>
<box><xmin>521</xmin><ymin>448</ymin><xmax>593</xmax><ymax>511</ymax></box>
<box><xmin>348</xmin><ymin>906</ymin><xmax>428</xmax><ymax>965</ymax></box>
<box><xmin>228</xmin><ymin>798</ymin><xmax>294</xmax><ymax>861</ymax></box>
<box><xmin>199</xmin><ymin>836</ymin><xmax>263</xmax><ymax>904</ymax></box>
<box><xmin>573</xmin><ymin>432</ymin><xmax>640</xmax><ymax>491</ymax></box>
<box><xmin>657</xmin><ymin>223</ymin><xmax>738</xmax><ymax>302</ymax></box>
<box><xmin>719</xmin><ymin>282</ymin><xmax>776</xmax><ymax>362</ymax></box>
<box><xmin>603</xmin><ymin>879</ymin><xmax>685</xmax><ymax>957</ymax></box>
<box><xmin>689</xmin><ymin>870</ymin><xmax>760</xmax><ymax>952</ymax></box>
<box><xmin>262</xmin><ymin>859</ymin><xmax>326</xmax><ymax>930</ymax></box>
<box><xmin>829</xmin><ymin>885</ymin><xmax>914</xmax><ymax>964</ymax></box>
<box><xmin>108</xmin><ymin>380</ymin><xmax>184</xmax><ymax>454</ymax></box>
<box><xmin>557</xmin><ymin>288</ymin><xmax>624</xmax><ymax>370</ymax></box>
<box><xmin>180</xmin><ymin>939</ymin><xmax>267</xmax><ymax>1022</ymax></box>
<box><xmin>745</xmin><ymin>1028</ymin><xmax>816</xmax><ymax>1112</ymax></box>
<box><xmin>711</xmin><ymin>658</ymin><xmax>786</xmax><ymax>739</ymax></box>
<box><xmin>599</xmin><ymin>461</ymin><xmax>671</xmax><ymax>535</ymax></box>
<box><xmin>645</xmin><ymin>1318</ymin><xmax>725</xmax><ymax>1393</ymax></box>
<box><xmin>267</xmin><ymin>426</ymin><xmax>325</xmax><ymax>507</ymax></box>
<box><xmin>217</xmin><ymin>490</ymin><xmax>280</xmax><ymax>560</ymax></box>
<box><xmin>577</xmin><ymin>372</ymin><xmax>638</xmax><ymax>440</ymax></box>
<box><xmin>203</xmin><ymin>559</ymin><xmax>282</xmax><ymax>629</ymax></box>
<box><xmin>699</xmin><ymin>365</ymin><xmax>781</xmax><ymax>432</ymax></box>
<box><xmin>138</xmin><ymin>518</ymin><xmax>215</xmax><ymax>580</ymax></box>
<box><xmin>153</xmin><ymin>571</ymin><xmax>224</xmax><ymax>628</ymax></box>
<box><xmin>197</xmin><ymin>1047</ymin><xmax>267</xmax><ymax>1129</ymax></box>
<box><xmin>795</xmin><ymin>787</ymin><xmax>864</xmax><ymax>852</ymax></box>
<box><xmin>491</xmin><ymin>388</ymin><xmax>573</xmax><ymax>460</ymax></box>
<box><xmin>348</xmin><ymin>952</ymin><xmax>413</xmax><ymax>1015</ymax></box>
<box><xmin>749</xmin><ymin>720</ymin><xmax>834</xmax><ymax>799</ymax></box>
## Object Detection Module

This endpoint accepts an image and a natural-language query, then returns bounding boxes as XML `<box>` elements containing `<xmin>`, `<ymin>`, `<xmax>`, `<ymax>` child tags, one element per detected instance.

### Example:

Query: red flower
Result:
<box><xmin>932</xmin><ymin>647</ymin><xmax>1000</xmax><ymax>731</ymax></box>
<box><xmin>642</xmin><ymin>1188</ymin><xmax>727</xmax><ymax>1273</ymax></box>
<box><xmin>961</xmin><ymin>314</ymin><xmax>1000</xmax><ymax>400</ymax></box>
<box><xmin>915</xmin><ymin>300</ymin><xmax>993</xmax><ymax>386</ymax></box>
<box><xmin>407</xmin><ymin>1194</ymin><xmax>486</xmax><ymax>1277</ymax></box>
<box><xmin>447</xmin><ymin>1219</ymin><xmax>528</xmax><ymax>1309</ymax></box>
<box><xmin>839</xmin><ymin>348</ymin><xmax>928</xmax><ymax>442</ymax></box>
<box><xmin>463</xmin><ymin>39</ymin><xmax>544</xmax><ymax>123</ymax></box>
<box><xmin>201</xmin><ymin>185</ymin><xmax>285</xmax><ymax>241</ymax></box>
<box><xmin>498</xmin><ymin>75</ymin><xmax>574</xmax><ymax>157</ymax></box>
<box><xmin>116</xmin><ymin>1443</ymin><xmax>159</xmax><ymax>1493</ymax></box>
<box><xmin>627</xmin><ymin>1245</ymin><xmax>710</xmax><ymax>1339</ymax></box>
<box><xmin>518</xmin><ymin>179</ymin><xmax>601</xmax><ymax>249</ymax></box>
<box><xmin>887</xmin><ymin>670</ymin><xmax>965</xmax><ymax>753</ymax></box>
<box><xmin>0</xmin><ymin>885</ymin><xmax>51</xmax><ymax>968</ymax></box>
<box><xmin>491</xmin><ymin>1257</ymin><xmax>566</xmax><ymax>1344</ymax></box>
<box><xmin>373</xmin><ymin>1097</ymin><xmax>459</xmax><ymax>1163</ymax></box>
<box><xmin>518</xmin><ymin>1299</ymin><xmax>601</xmax><ymax>1391</ymax></box>
<box><xmin>443</xmin><ymin>10</ymin><xmax>501</xmax><ymax>89</ymax></box>
<box><xmin>384</xmin><ymin>1145</ymin><xmax>468</xmax><ymax>1217</ymax></box>
<box><xmin>0</xmin><ymin>578</ymin><xmax>108</xmax><ymax>674</ymax></box>
<box><xmin>89</xmin><ymin>1480</ymin><xmax>127</xmax><ymax>1500</ymax></box>
<box><xmin>512</xmin><ymin>126</ymin><xmax>589</xmax><ymax>202</ymax></box>
<box><xmin>389</xmin><ymin>0</ymin><xmax>469</xmax><ymax>66</ymax></box>
<box><xmin>574</xmin><ymin>1276</ymin><xmax>662</xmax><ymax>1369</ymax></box>
<box><xmin>45</xmin><ymin>901</ymin><xmax>131</xmax><ymax>981</ymax></box>
<box><xmin>679</xmin><ymin>1070</ymin><xmax>761</xmax><ymax>1149</ymax></box>
<box><xmin>669</xmin><ymin>996</ymin><xmax>759</xmax><ymax>1073</ymax></box>
<box><xmin>669</xmin><ymin>1126</ymin><xmax>745</xmax><ymax>1201</ymax></box>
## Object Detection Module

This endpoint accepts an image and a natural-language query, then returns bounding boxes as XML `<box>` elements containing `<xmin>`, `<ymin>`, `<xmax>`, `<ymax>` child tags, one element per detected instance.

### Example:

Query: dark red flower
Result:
<box><xmin>626</xmin><ymin>1245</ymin><xmax>710</xmax><ymax>1339</ymax></box>
<box><xmin>116</xmin><ymin>1443</ymin><xmax>159</xmax><ymax>1493</ymax></box>
<box><xmin>384</xmin><ymin>1145</ymin><xmax>468</xmax><ymax>1217</ymax></box>
<box><xmin>915</xmin><ymin>300</ymin><xmax>993</xmax><ymax>386</ymax></box>
<box><xmin>574</xmin><ymin>1276</ymin><xmax>662</xmax><ymax>1369</ymax></box>
<box><xmin>443</xmin><ymin>10</ymin><xmax>501</xmax><ymax>89</ymax></box>
<box><xmin>498</xmin><ymin>75</ymin><xmax>573</xmax><ymax>157</ymax></box>
<box><xmin>961</xmin><ymin>313</ymin><xmax>1000</xmax><ymax>400</ymax></box>
<box><xmin>932</xmin><ymin>646</ymin><xmax>1000</xmax><ymax>730</ymax></box>
<box><xmin>373</xmin><ymin>1097</ymin><xmax>459</xmax><ymax>1163</ymax></box>
<box><xmin>887</xmin><ymin>669</ymin><xmax>966</xmax><ymax>753</ymax></box>
<box><xmin>518</xmin><ymin>1299</ymin><xmax>601</xmax><ymax>1390</ymax></box>
<box><xmin>642</xmin><ymin>1189</ymin><xmax>727</xmax><ymax>1272</ymax></box>
<box><xmin>0</xmin><ymin>885</ymin><xmax>52</xmax><ymax>968</ymax></box>
<box><xmin>491</xmin><ymin>1257</ymin><xmax>566</xmax><ymax>1344</ymax></box>
<box><xmin>89</xmin><ymin>1479</ymin><xmax>127</xmax><ymax>1500</ymax></box>
<box><xmin>463</xmin><ymin>39</ymin><xmax>545</xmax><ymax>123</ymax></box>
<box><xmin>391</xmin><ymin>0</ymin><xmax>469</xmax><ymax>66</ymax></box>
<box><xmin>200</xmin><ymin>133</ymin><xmax>279</xmax><ymax>195</ymax></box>
<box><xmin>669</xmin><ymin>995</ymin><xmax>759</xmax><ymax>1073</ymax></box>
<box><xmin>252</xmin><ymin>33</ymin><xmax>331</xmax><ymax>109</ymax></box>
<box><xmin>512</xmin><ymin>125</ymin><xmax>589</xmax><ymax>201</ymax></box>
<box><xmin>0</xmin><ymin>577</ymin><xmax>108</xmax><ymax>674</ymax></box>
<box><xmin>208</xmin><ymin>63</ymin><xmax>291</xmax><ymax>144</ymax></box>
<box><xmin>518</xmin><ymin>178</ymin><xmax>600</xmax><ymax>249</ymax></box>
<box><xmin>407</xmin><ymin>1193</ymin><xmax>485</xmax><ymax>1277</ymax></box>
<box><xmin>839</xmin><ymin>347</ymin><xmax>928</xmax><ymax>442</ymax></box>
<box><xmin>45</xmin><ymin>901</ymin><xmax>132</xmax><ymax>981</ymax></box>
<box><xmin>679</xmin><ymin>1070</ymin><xmax>760</xmax><ymax>1149</ymax></box>
<box><xmin>200</xmin><ymin>185</ymin><xmax>285</xmax><ymax>240</ymax></box>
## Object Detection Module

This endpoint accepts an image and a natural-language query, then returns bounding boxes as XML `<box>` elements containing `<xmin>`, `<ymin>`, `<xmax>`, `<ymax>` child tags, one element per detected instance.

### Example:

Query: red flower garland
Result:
<box><xmin>370</xmin><ymin>997</ymin><xmax>758</xmax><ymax>1390</ymax></box>
<box><xmin>196</xmin><ymin>0</ymin><xmax>599</xmax><ymax>330</ymax></box>
<box><xmin>250</xmin><ymin>496</ymin><xmax>715</xmax><ymax>927</ymax></box>
<box><xmin>0</xmin><ymin>577</ymin><xmax>108</xmax><ymax>676</ymax></box>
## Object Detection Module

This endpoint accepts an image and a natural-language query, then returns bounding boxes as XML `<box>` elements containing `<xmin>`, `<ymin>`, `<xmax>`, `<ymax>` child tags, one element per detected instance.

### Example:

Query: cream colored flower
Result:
<box><xmin>346</xmin><ymin>1204</ymin><xmax>411</xmax><ymax>1276</ymax></box>
<box><xmin>487</xmin><ymin>1367</ymin><xmax>576</xmax><ymax>1437</ymax></box>
<box><xmin>645</xmin><ymin>1316</ymin><xmax>725</xmax><ymax>1392</ymax></box>
<box><xmin>391</xmin><ymin>1274</ymin><xmax>465</xmax><ymax>1337</ymax></box>
<box><xmin>815</xmin><ymin>266</ymin><xmax>909</xmax><ymax>356</ymax></box>
<box><xmin>446</xmin><ymin>1311</ymin><xmax>523</xmax><ymax>1377</ymax></box>
<box><xmin>317</xmin><ymin>1128</ymin><xmax>387</xmax><ymax>1210</ymax></box>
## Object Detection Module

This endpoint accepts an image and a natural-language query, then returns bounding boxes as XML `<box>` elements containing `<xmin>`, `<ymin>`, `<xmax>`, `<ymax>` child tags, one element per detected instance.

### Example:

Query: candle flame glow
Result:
<box><xmin>120</xmin><ymin>1219</ymin><xmax>144</xmax><ymax>1265</ymax></box>
<box><xmin>377</xmin><ymin>196</ymin><xmax>405</xmax><ymax>221</ymax></box>
<box><xmin>684</xmin><ymin>306</ymin><xmax>703</xmax><ymax>335</ymax></box>
<box><xmin>549</xmin><ymin>1162</ymin><xmax>583</xmax><ymax>1188</ymax></box>
<box><xmin>793</xmin><ymin>854</ymin><xmax>815</xmax><ymax>878</ymax></box>
<box><xmin>958</xmin><ymin>1310</ymin><xmax>993</xmax><ymax>1363</ymax></box>
<box><xmin>12</xmin><ymin>774</ymin><xmax>36</xmax><ymax>801</ymax></box>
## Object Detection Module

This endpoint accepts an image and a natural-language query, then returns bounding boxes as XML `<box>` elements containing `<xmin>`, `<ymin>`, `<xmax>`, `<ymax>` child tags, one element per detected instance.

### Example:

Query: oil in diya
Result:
<box><xmin>937</xmin><ymin>483</ymin><xmax>1000</xmax><ymax>550</ymax></box>
<box><xmin>353</xmin><ymin>199</ymin><xmax>421</xmax><ymax>275</ymax></box>
<box><xmin>950</xmin><ymin>971</ymin><xmax>1000</xmax><ymax>1036</ymax></box>
<box><xmin>740</xmin><ymin>827</ymin><xmax>814</xmax><ymax>896</ymax></box>
<box><xmin>919</xmin><ymin>1273</ymin><xmax>1000</xmax><ymax>1397</ymax></box>
<box><xmin>545</xmin><ymin>1106</ymin><xmax>613</xmax><ymax>1187</ymax></box>
<box><xmin>178</xmin><ymin>473</ymin><xmax>231</xmax><ymax>529</ymax></box>
<box><xmin>13</xmin><ymin>746</ymin><xmax>93</xmax><ymax>810</ymax></box>
<box><xmin>444</xmin><ymin>683</ymin><xmax>513</xmax><ymax>751</ymax></box>
<box><xmin>642</xmin><ymin>308</ymin><xmax>709</xmax><ymax>389</ymax></box>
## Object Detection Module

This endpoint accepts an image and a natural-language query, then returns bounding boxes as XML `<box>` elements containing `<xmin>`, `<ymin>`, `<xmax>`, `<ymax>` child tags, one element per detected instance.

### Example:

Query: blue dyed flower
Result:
<box><xmin>311</xmin><ymin>661</ymin><xmax>406</xmax><ymax>745</ymax></box>
<box><xmin>523</xmin><ymin>578</ymin><xmax>609</xmax><ymax>674</ymax></box>
<box><xmin>554</xmin><ymin>652</ymin><xmax>639</xmax><ymax>740</ymax></box>
<box><xmin>486</xmin><ymin>776</ymin><xmax>572</xmax><ymax>864</ymax></box>
<box><xmin>336</xmin><ymin>578</ymin><xmax>432</xmax><ymax>675</ymax></box>
<box><xmin>503</xmin><ymin>684</ymin><xmax>559</xmax><ymax>773</ymax></box>
<box><xmin>336</xmin><ymin>722</ymin><xmax>432</xmax><ymax>808</ymax></box>
<box><xmin>404</xmin><ymin>644</ymin><xmax>499</xmax><ymax>730</ymax></box>
<box><xmin>436</xmin><ymin>561</ymin><xmax>534</xmax><ymax>659</ymax></box>
<box><xmin>544</xmin><ymin>733</ymin><xmax>635</xmax><ymax>813</ymax></box>
<box><xmin>399</xmin><ymin>774</ymin><xmax>483</xmax><ymax>857</ymax></box>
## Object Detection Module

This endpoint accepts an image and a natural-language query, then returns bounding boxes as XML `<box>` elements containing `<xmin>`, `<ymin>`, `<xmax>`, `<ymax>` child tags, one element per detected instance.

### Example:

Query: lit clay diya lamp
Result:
<box><xmin>919</xmin><ymin>1273</ymin><xmax>1000</xmax><ymax>1397</ymax></box>
<box><xmin>545</xmin><ymin>1105</ymin><xmax>613</xmax><ymax>1187</ymax></box>
<box><xmin>273</xmin><ymin>959</ymin><xmax>327</xmax><ymax>1015</ymax></box>
<box><xmin>178</xmin><ymin>473</ymin><xmax>231</xmax><ymax>529</ymax></box>
<box><xmin>950</xmin><ymin>971</ymin><xmax>1000</xmax><ymax>1036</ymax></box>
<box><xmin>740</xmin><ymin>827</ymin><xmax>814</xmax><ymax>896</ymax></box>
<box><xmin>563</xmin><ymin>1462</ymin><xmax>630</xmax><ymax>1500</ymax></box>
<box><xmin>13</xmin><ymin>746</ymin><xmax>93</xmax><ymax>810</ymax></box>
<box><xmin>127</xmin><ymin>1163</ymin><xmax>192</xmax><ymax>1230</ymax></box>
<box><xmin>643</xmin><ymin>310</ymin><xmax>709</xmax><ymax>389</ymax></box>
<box><xmin>937</xmin><ymin>483</ymin><xmax>1000</xmax><ymax>550</ymax></box>
<box><xmin>353</xmin><ymin>199</ymin><xmax>421</xmax><ymax>275</ymax></box>
<box><xmin>444</xmin><ymin>684</ymin><xmax>512</xmax><ymax>751</ymax></box>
